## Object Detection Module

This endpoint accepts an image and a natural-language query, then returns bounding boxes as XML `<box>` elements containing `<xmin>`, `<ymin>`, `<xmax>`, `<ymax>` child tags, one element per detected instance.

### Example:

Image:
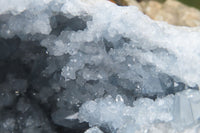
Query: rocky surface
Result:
<box><xmin>0</xmin><ymin>0</ymin><xmax>200</xmax><ymax>133</ymax></box>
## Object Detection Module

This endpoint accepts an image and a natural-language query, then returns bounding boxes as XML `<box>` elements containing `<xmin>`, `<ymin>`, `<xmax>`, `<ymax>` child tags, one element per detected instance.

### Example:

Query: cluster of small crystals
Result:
<box><xmin>79</xmin><ymin>89</ymin><xmax>200</xmax><ymax>133</ymax></box>
<box><xmin>0</xmin><ymin>0</ymin><xmax>200</xmax><ymax>133</ymax></box>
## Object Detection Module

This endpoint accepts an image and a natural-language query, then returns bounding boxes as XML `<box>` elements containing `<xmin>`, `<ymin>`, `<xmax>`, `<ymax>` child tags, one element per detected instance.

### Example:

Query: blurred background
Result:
<box><xmin>110</xmin><ymin>0</ymin><xmax>200</xmax><ymax>27</ymax></box>
<box><xmin>157</xmin><ymin>0</ymin><xmax>200</xmax><ymax>9</ymax></box>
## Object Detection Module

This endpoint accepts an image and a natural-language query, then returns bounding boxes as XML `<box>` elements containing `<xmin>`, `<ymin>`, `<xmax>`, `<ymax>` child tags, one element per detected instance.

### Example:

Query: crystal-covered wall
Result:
<box><xmin>0</xmin><ymin>0</ymin><xmax>199</xmax><ymax>133</ymax></box>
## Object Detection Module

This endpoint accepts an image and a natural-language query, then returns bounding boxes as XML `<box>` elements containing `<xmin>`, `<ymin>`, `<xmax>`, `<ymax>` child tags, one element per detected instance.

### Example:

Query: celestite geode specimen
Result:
<box><xmin>0</xmin><ymin>0</ymin><xmax>200</xmax><ymax>133</ymax></box>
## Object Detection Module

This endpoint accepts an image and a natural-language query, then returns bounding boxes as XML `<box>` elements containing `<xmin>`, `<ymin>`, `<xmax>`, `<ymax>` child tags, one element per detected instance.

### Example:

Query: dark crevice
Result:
<box><xmin>50</xmin><ymin>14</ymin><xmax>88</xmax><ymax>36</ymax></box>
<box><xmin>0</xmin><ymin>37</ymin><xmax>89</xmax><ymax>133</ymax></box>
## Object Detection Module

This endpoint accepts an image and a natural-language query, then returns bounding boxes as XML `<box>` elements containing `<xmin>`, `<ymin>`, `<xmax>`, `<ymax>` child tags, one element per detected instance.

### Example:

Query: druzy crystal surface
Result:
<box><xmin>0</xmin><ymin>0</ymin><xmax>200</xmax><ymax>133</ymax></box>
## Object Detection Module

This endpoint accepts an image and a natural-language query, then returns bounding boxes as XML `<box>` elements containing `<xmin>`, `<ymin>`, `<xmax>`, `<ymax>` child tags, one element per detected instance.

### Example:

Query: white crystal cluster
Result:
<box><xmin>79</xmin><ymin>89</ymin><xmax>200</xmax><ymax>133</ymax></box>
<box><xmin>0</xmin><ymin>0</ymin><xmax>200</xmax><ymax>133</ymax></box>
<box><xmin>1</xmin><ymin>0</ymin><xmax>200</xmax><ymax>86</ymax></box>
<box><xmin>84</xmin><ymin>127</ymin><xmax>103</xmax><ymax>133</ymax></box>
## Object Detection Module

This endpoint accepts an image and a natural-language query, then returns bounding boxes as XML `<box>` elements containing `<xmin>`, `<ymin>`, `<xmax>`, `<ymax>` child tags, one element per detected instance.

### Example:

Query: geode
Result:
<box><xmin>0</xmin><ymin>0</ymin><xmax>200</xmax><ymax>133</ymax></box>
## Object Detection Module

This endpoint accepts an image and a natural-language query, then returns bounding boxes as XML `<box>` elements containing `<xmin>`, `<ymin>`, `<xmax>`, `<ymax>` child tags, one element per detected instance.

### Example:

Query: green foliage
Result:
<box><xmin>154</xmin><ymin>0</ymin><xmax>200</xmax><ymax>9</ymax></box>
<box><xmin>178</xmin><ymin>0</ymin><xmax>200</xmax><ymax>9</ymax></box>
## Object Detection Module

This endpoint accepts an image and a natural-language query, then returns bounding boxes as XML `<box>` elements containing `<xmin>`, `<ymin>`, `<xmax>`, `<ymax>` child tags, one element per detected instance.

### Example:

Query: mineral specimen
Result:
<box><xmin>0</xmin><ymin>0</ymin><xmax>199</xmax><ymax>133</ymax></box>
